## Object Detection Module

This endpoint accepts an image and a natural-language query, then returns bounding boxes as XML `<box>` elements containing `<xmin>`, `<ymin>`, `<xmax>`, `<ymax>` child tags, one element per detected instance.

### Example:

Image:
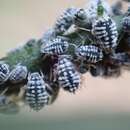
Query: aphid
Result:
<box><xmin>41</xmin><ymin>28</ymin><xmax>57</xmax><ymax>44</ymax></box>
<box><xmin>9</xmin><ymin>64</ymin><xmax>28</xmax><ymax>83</ymax></box>
<box><xmin>56</xmin><ymin>57</ymin><xmax>80</xmax><ymax>93</ymax></box>
<box><xmin>54</xmin><ymin>7</ymin><xmax>78</xmax><ymax>34</ymax></box>
<box><xmin>25</xmin><ymin>72</ymin><xmax>50</xmax><ymax>111</ymax></box>
<box><xmin>122</xmin><ymin>16</ymin><xmax>130</xmax><ymax>33</ymax></box>
<box><xmin>74</xmin><ymin>8</ymin><xmax>90</xmax><ymax>28</ymax></box>
<box><xmin>90</xmin><ymin>64</ymin><xmax>105</xmax><ymax>77</ymax></box>
<box><xmin>41</xmin><ymin>36</ymin><xmax>69</xmax><ymax>55</ymax></box>
<box><xmin>92</xmin><ymin>15</ymin><xmax>118</xmax><ymax>53</ymax></box>
<box><xmin>75</xmin><ymin>45</ymin><xmax>103</xmax><ymax>63</ymax></box>
<box><xmin>0</xmin><ymin>62</ymin><xmax>10</xmax><ymax>84</ymax></box>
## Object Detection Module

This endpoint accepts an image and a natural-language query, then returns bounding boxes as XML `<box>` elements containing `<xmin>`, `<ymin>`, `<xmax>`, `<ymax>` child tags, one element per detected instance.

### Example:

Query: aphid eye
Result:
<box><xmin>0</xmin><ymin>62</ymin><xmax>10</xmax><ymax>84</ymax></box>
<box><xmin>25</xmin><ymin>72</ymin><xmax>50</xmax><ymax>111</ymax></box>
<box><xmin>9</xmin><ymin>64</ymin><xmax>28</xmax><ymax>83</ymax></box>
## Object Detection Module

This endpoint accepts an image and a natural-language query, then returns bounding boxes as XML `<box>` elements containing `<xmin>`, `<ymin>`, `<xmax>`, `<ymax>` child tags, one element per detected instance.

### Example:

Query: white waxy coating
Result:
<box><xmin>26</xmin><ymin>72</ymin><xmax>50</xmax><ymax>111</ymax></box>
<box><xmin>57</xmin><ymin>57</ymin><xmax>80</xmax><ymax>93</ymax></box>
<box><xmin>9</xmin><ymin>65</ymin><xmax>28</xmax><ymax>83</ymax></box>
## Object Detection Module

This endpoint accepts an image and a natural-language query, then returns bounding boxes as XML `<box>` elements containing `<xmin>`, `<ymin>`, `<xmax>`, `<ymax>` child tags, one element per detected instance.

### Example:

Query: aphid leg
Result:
<box><xmin>0</xmin><ymin>87</ymin><xmax>8</xmax><ymax>96</ymax></box>
<box><xmin>79</xmin><ymin>60</ymin><xmax>89</xmax><ymax>74</ymax></box>
<box><xmin>77</xmin><ymin>27</ymin><xmax>91</xmax><ymax>32</ymax></box>
<box><xmin>52</xmin><ymin>63</ymin><xmax>58</xmax><ymax>82</ymax></box>
<box><xmin>40</xmin><ymin>70</ymin><xmax>44</xmax><ymax>79</ymax></box>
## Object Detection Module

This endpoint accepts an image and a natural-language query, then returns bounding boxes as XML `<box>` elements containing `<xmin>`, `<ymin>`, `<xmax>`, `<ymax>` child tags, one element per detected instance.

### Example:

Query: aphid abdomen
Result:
<box><xmin>57</xmin><ymin>57</ymin><xmax>80</xmax><ymax>93</ymax></box>
<box><xmin>41</xmin><ymin>36</ymin><xmax>69</xmax><ymax>55</ymax></box>
<box><xmin>9</xmin><ymin>65</ymin><xmax>28</xmax><ymax>83</ymax></box>
<box><xmin>75</xmin><ymin>45</ymin><xmax>103</xmax><ymax>63</ymax></box>
<box><xmin>93</xmin><ymin>16</ymin><xmax>118</xmax><ymax>53</ymax></box>
<box><xmin>26</xmin><ymin>73</ymin><xmax>50</xmax><ymax>111</ymax></box>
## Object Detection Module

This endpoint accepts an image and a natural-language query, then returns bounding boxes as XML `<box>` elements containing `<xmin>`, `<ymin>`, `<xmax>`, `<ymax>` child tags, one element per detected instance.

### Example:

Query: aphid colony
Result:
<box><xmin>0</xmin><ymin>63</ymin><xmax>52</xmax><ymax>111</ymax></box>
<box><xmin>1</xmin><ymin>0</ymin><xmax>130</xmax><ymax>113</ymax></box>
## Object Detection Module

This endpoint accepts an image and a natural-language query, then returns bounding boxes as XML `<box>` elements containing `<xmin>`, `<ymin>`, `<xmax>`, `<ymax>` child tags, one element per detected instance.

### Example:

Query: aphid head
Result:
<box><xmin>28</xmin><ymin>72</ymin><xmax>42</xmax><ymax>81</ymax></box>
<box><xmin>58</xmin><ymin>54</ymin><xmax>73</xmax><ymax>61</ymax></box>
<box><xmin>74</xmin><ymin>8</ymin><xmax>86</xmax><ymax>21</ymax></box>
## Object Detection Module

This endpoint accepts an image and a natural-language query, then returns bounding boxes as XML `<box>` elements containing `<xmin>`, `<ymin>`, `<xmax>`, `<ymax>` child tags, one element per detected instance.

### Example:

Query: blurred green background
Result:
<box><xmin>0</xmin><ymin>0</ymin><xmax>130</xmax><ymax>130</ymax></box>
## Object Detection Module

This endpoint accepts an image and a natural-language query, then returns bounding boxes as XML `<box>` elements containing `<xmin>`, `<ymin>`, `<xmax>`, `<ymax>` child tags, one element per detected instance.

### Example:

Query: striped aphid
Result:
<box><xmin>56</xmin><ymin>56</ymin><xmax>81</xmax><ymax>93</ymax></box>
<box><xmin>0</xmin><ymin>62</ymin><xmax>10</xmax><ymax>84</ymax></box>
<box><xmin>75</xmin><ymin>45</ymin><xmax>103</xmax><ymax>63</ymax></box>
<box><xmin>25</xmin><ymin>72</ymin><xmax>50</xmax><ymax>111</ymax></box>
<box><xmin>9</xmin><ymin>64</ymin><xmax>28</xmax><ymax>83</ymax></box>
<box><xmin>41</xmin><ymin>36</ymin><xmax>69</xmax><ymax>55</ymax></box>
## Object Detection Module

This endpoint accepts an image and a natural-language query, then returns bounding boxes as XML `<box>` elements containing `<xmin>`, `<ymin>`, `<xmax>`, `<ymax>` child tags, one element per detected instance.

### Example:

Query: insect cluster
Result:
<box><xmin>0</xmin><ymin>0</ymin><xmax>130</xmax><ymax>113</ymax></box>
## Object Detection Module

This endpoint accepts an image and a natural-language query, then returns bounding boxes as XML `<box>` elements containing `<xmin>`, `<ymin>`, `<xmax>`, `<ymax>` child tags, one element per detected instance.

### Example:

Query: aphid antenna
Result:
<box><xmin>39</xmin><ymin>70</ymin><xmax>44</xmax><ymax>79</ymax></box>
<box><xmin>77</xmin><ymin>27</ymin><xmax>95</xmax><ymax>43</ymax></box>
<box><xmin>27</xmin><ymin>72</ymin><xmax>31</xmax><ymax>81</ymax></box>
<box><xmin>77</xmin><ymin>27</ymin><xmax>91</xmax><ymax>32</ymax></box>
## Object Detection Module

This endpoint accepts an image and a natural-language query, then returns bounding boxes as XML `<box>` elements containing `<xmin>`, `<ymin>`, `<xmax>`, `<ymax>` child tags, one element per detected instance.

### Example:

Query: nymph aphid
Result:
<box><xmin>74</xmin><ymin>8</ymin><xmax>90</xmax><ymax>28</ymax></box>
<box><xmin>54</xmin><ymin>7</ymin><xmax>78</xmax><ymax>34</ymax></box>
<box><xmin>0</xmin><ymin>62</ymin><xmax>10</xmax><ymax>84</ymax></box>
<box><xmin>92</xmin><ymin>4</ymin><xmax>118</xmax><ymax>53</ymax></box>
<box><xmin>56</xmin><ymin>56</ymin><xmax>80</xmax><ymax>93</ymax></box>
<box><xmin>75</xmin><ymin>45</ymin><xmax>103</xmax><ymax>63</ymax></box>
<box><xmin>90</xmin><ymin>64</ymin><xmax>105</xmax><ymax>77</ymax></box>
<box><xmin>9</xmin><ymin>64</ymin><xmax>28</xmax><ymax>83</ymax></box>
<box><xmin>41</xmin><ymin>28</ymin><xmax>57</xmax><ymax>44</ymax></box>
<box><xmin>25</xmin><ymin>72</ymin><xmax>50</xmax><ymax>111</ymax></box>
<box><xmin>122</xmin><ymin>16</ymin><xmax>130</xmax><ymax>33</ymax></box>
<box><xmin>41</xmin><ymin>36</ymin><xmax>69</xmax><ymax>55</ymax></box>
